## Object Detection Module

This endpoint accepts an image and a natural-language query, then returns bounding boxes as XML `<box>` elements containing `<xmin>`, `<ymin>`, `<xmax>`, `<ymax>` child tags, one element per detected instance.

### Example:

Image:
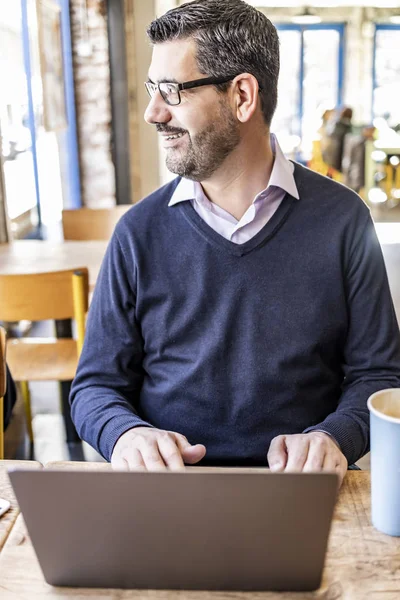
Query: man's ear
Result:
<box><xmin>231</xmin><ymin>73</ymin><xmax>260</xmax><ymax>123</ymax></box>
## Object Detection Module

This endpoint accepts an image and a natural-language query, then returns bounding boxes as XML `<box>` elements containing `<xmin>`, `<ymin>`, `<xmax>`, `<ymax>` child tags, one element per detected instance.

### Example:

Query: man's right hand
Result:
<box><xmin>111</xmin><ymin>427</ymin><xmax>207</xmax><ymax>471</ymax></box>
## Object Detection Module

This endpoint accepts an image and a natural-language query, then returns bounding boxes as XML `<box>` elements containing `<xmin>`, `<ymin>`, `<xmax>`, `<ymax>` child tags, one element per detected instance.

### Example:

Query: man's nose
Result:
<box><xmin>144</xmin><ymin>92</ymin><xmax>172</xmax><ymax>125</ymax></box>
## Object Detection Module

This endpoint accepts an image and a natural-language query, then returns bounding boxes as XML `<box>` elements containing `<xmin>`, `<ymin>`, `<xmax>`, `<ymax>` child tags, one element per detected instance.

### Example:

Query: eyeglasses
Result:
<box><xmin>144</xmin><ymin>75</ymin><xmax>239</xmax><ymax>106</ymax></box>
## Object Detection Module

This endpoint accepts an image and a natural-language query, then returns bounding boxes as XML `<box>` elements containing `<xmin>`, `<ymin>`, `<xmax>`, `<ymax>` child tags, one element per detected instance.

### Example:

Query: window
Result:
<box><xmin>373</xmin><ymin>25</ymin><xmax>400</xmax><ymax>127</ymax></box>
<box><xmin>272</xmin><ymin>24</ymin><xmax>345</xmax><ymax>160</ymax></box>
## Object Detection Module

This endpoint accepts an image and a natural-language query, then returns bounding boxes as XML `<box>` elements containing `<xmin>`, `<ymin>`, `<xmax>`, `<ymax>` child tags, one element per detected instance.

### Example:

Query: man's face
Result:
<box><xmin>144</xmin><ymin>39</ymin><xmax>240</xmax><ymax>182</ymax></box>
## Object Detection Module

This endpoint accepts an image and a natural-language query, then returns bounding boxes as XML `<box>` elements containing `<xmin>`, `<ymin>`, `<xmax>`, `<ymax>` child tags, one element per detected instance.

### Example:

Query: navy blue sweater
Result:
<box><xmin>70</xmin><ymin>163</ymin><xmax>400</xmax><ymax>466</ymax></box>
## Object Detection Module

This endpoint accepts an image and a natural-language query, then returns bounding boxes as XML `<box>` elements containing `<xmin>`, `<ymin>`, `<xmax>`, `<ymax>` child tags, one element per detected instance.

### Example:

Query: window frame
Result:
<box><xmin>274</xmin><ymin>23</ymin><xmax>346</xmax><ymax>143</ymax></box>
<box><xmin>372</xmin><ymin>23</ymin><xmax>400</xmax><ymax>123</ymax></box>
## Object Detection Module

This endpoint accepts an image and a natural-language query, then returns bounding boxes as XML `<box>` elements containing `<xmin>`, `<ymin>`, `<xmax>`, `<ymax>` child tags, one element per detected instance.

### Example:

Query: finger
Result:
<box><xmin>322</xmin><ymin>453</ymin><xmax>338</xmax><ymax>473</ymax></box>
<box><xmin>123</xmin><ymin>448</ymin><xmax>147</xmax><ymax>471</ymax></box>
<box><xmin>284</xmin><ymin>437</ymin><xmax>310</xmax><ymax>472</ymax></box>
<box><xmin>302</xmin><ymin>440</ymin><xmax>326</xmax><ymax>473</ymax></box>
<box><xmin>335</xmin><ymin>459</ymin><xmax>348</xmax><ymax>489</ymax></box>
<box><xmin>267</xmin><ymin>436</ymin><xmax>288</xmax><ymax>471</ymax></box>
<box><xmin>183</xmin><ymin>445</ymin><xmax>207</xmax><ymax>464</ymax></box>
<box><xmin>111</xmin><ymin>454</ymin><xmax>130</xmax><ymax>472</ymax></box>
<box><xmin>173</xmin><ymin>434</ymin><xmax>206</xmax><ymax>464</ymax></box>
<box><xmin>322</xmin><ymin>454</ymin><xmax>346</xmax><ymax>490</ymax></box>
<box><xmin>157</xmin><ymin>436</ymin><xmax>185</xmax><ymax>470</ymax></box>
<box><xmin>139</xmin><ymin>440</ymin><xmax>168</xmax><ymax>470</ymax></box>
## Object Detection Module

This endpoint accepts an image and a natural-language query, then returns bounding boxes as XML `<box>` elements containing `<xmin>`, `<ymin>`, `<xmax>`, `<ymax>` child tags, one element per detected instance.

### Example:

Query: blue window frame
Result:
<box><xmin>21</xmin><ymin>0</ymin><xmax>41</xmax><ymax>227</ymax></box>
<box><xmin>20</xmin><ymin>0</ymin><xmax>81</xmax><ymax>230</ymax></box>
<box><xmin>273</xmin><ymin>23</ymin><xmax>345</xmax><ymax>160</ymax></box>
<box><xmin>372</xmin><ymin>24</ymin><xmax>400</xmax><ymax>127</ymax></box>
<box><xmin>58</xmin><ymin>0</ymin><xmax>82</xmax><ymax>208</ymax></box>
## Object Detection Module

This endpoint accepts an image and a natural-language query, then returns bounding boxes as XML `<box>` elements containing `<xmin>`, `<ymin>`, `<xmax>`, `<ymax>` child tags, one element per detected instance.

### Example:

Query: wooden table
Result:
<box><xmin>0</xmin><ymin>462</ymin><xmax>400</xmax><ymax>598</ymax></box>
<box><xmin>0</xmin><ymin>240</ymin><xmax>108</xmax><ymax>290</ymax></box>
<box><xmin>0</xmin><ymin>460</ymin><xmax>42</xmax><ymax>553</ymax></box>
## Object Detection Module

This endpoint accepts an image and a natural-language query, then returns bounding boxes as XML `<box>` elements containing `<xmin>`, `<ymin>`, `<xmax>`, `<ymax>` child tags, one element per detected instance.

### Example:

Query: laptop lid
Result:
<box><xmin>8</xmin><ymin>468</ymin><xmax>338</xmax><ymax>592</ymax></box>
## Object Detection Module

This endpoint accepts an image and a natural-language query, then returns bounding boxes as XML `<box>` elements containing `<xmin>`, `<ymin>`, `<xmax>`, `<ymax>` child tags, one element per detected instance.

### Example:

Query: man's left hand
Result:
<box><xmin>267</xmin><ymin>432</ymin><xmax>348</xmax><ymax>487</ymax></box>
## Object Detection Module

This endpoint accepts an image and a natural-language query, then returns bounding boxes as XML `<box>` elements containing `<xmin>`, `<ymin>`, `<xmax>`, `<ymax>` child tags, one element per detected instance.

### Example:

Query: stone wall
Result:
<box><xmin>69</xmin><ymin>0</ymin><xmax>116</xmax><ymax>207</ymax></box>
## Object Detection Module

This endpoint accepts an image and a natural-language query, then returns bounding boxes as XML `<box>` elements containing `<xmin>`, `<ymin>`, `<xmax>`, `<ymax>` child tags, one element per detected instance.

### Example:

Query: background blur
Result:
<box><xmin>1</xmin><ymin>0</ymin><xmax>400</xmax><ymax>242</ymax></box>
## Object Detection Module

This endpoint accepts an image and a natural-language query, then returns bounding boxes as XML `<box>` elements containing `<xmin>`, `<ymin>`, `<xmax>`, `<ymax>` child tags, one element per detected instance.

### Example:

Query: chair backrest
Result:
<box><xmin>0</xmin><ymin>269</ymin><xmax>89</xmax><ymax>323</ymax></box>
<box><xmin>62</xmin><ymin>207</ymin><xmax>132</xmax><ymax>241</ymax></box>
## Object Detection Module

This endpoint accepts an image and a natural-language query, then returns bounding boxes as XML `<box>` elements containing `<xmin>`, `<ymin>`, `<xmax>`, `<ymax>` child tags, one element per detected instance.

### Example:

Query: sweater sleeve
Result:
<box><xmin>70</xmin><ymin>230</ymin><xmax>153</xmax><ymax>461</ymax></box>
<box><xmin>304</xmin><ymin>214</ymin><xmax>400</xmax><ymax>465</ymax></box>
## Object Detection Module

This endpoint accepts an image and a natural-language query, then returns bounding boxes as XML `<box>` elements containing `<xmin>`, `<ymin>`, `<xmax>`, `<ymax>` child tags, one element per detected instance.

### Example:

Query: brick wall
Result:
<box><xmin>69</xmin><ymin>0</ymin><xmax>116</xmax><ymax>207</ymax></box>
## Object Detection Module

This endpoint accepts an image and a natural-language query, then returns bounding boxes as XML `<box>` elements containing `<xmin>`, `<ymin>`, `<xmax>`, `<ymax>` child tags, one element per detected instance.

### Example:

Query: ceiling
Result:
<box><xmin>246</xmin><ymin>0</ymin><xmax>400</xmax><ymax>7</ymax></box>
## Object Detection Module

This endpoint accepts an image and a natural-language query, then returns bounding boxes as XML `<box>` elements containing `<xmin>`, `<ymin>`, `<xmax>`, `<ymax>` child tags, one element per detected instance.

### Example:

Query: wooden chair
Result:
<box><xmin>0</xmin><ymin>269</ymin><xmax>89</xmax><ymax>443</ymax></box>
<box><xmin>0</xmin><ymin>326</ymin><xmax>7</xmax><ymax>459</ymax></box>
<box><xmin>62</xmin><ymin>206</ymin><xmax>132</xmax><ymax>241</ymax></box>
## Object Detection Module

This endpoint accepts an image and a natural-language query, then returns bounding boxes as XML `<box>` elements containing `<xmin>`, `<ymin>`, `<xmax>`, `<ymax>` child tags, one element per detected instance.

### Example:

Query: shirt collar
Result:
<box><xmin>168</xmin><ymin>133</ymin><xmax>299</xmax><ymax>207</ymax></box>
<box><xmin>268</xmin><ymin>133</ymin><xmax>299</xmax><ymax>199</ymax></box>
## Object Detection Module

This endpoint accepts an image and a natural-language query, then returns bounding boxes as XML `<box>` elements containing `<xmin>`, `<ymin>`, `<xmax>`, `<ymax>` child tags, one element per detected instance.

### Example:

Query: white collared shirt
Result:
<box><xmin>168</xmin><ymin>134</ymin><xmax>299</xmax><ymax>244</ymax></box>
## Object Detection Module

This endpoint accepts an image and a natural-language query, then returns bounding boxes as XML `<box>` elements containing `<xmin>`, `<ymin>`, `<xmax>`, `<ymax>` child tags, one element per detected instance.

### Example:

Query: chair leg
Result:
<box><xmin>0</xmin><ymin>395</ymin><xmax>4</xmax><ymax>459</ymax></box>
<box><xmin>20</xmin><ymin>381</ymin><xmax>34</xmax><ymax>444</ymax></box>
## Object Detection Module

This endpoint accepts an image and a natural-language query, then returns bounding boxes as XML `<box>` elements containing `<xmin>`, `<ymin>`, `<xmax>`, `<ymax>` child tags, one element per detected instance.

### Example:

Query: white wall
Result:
<box><xmin>156</xmin><ymin>0</ymin><xmax>179</xmax><ymax>17</ymax></box>
<box><xmin>132</xmin><ymin>0</ymin><xmax>161</xmax><ymax>198</ymax></box>
<box><xmin>132</xmin><ymin>0</ymin><xmax>184</xmax><ymax>193</ymax></box>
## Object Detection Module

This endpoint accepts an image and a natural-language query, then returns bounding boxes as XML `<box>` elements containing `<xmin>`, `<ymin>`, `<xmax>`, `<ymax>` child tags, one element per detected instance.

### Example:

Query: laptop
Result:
<box><xmin>8</xmin><ymin>468</ymin><xmax>338</xmax><ymax>591</ymax></box>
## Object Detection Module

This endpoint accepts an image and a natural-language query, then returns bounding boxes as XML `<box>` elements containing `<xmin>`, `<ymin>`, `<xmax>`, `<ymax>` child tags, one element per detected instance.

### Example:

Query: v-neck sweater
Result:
<box><xmin>70</xmin><ymin>162</ymin><xmax>400</xmax><ymax>466</ymax></box>
<box><xmin>168</xmin><ymin>133</ymin><xmax>299</xmax><ymax>244</ymax></box>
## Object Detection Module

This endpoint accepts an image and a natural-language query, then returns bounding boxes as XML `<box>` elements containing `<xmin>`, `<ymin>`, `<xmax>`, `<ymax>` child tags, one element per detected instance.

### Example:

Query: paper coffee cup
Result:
<box><xmin>368</xmin><ymin>389</ymin><xmax>400</xmax><ymax>536</ymax></box>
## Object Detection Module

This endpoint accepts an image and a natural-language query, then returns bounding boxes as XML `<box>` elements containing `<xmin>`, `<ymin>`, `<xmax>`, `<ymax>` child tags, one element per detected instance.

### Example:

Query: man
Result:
<box><xmin>70</xmin><ymin>0</ymin><xmax>400</xmax><ymax>485</ymax></box>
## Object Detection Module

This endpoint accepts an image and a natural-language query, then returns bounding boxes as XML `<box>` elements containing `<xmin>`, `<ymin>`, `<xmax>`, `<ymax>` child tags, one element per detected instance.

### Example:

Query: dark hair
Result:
<box><xmin>147</xmin><ymin>0</ymin><xmax>279</xmax><ymax>126</ymax></box>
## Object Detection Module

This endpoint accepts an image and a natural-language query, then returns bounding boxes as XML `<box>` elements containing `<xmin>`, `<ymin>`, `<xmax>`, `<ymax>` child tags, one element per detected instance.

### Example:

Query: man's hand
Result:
<box><xmin>111</xmin><ymin>427</ymin><xmax>206</xmax><ymax>471</ymax></box>
<box><xmin>267</xmin><ymin>432</ymin><xmax>348</xmax><ymax>487</ymax></box>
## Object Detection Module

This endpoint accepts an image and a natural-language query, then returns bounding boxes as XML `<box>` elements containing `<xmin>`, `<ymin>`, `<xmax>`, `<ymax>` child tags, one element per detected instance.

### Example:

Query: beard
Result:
<box><xmin>161</xmin><ymin>100</ymin><xmax>240</xmax><ymax>181</ymax></box>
